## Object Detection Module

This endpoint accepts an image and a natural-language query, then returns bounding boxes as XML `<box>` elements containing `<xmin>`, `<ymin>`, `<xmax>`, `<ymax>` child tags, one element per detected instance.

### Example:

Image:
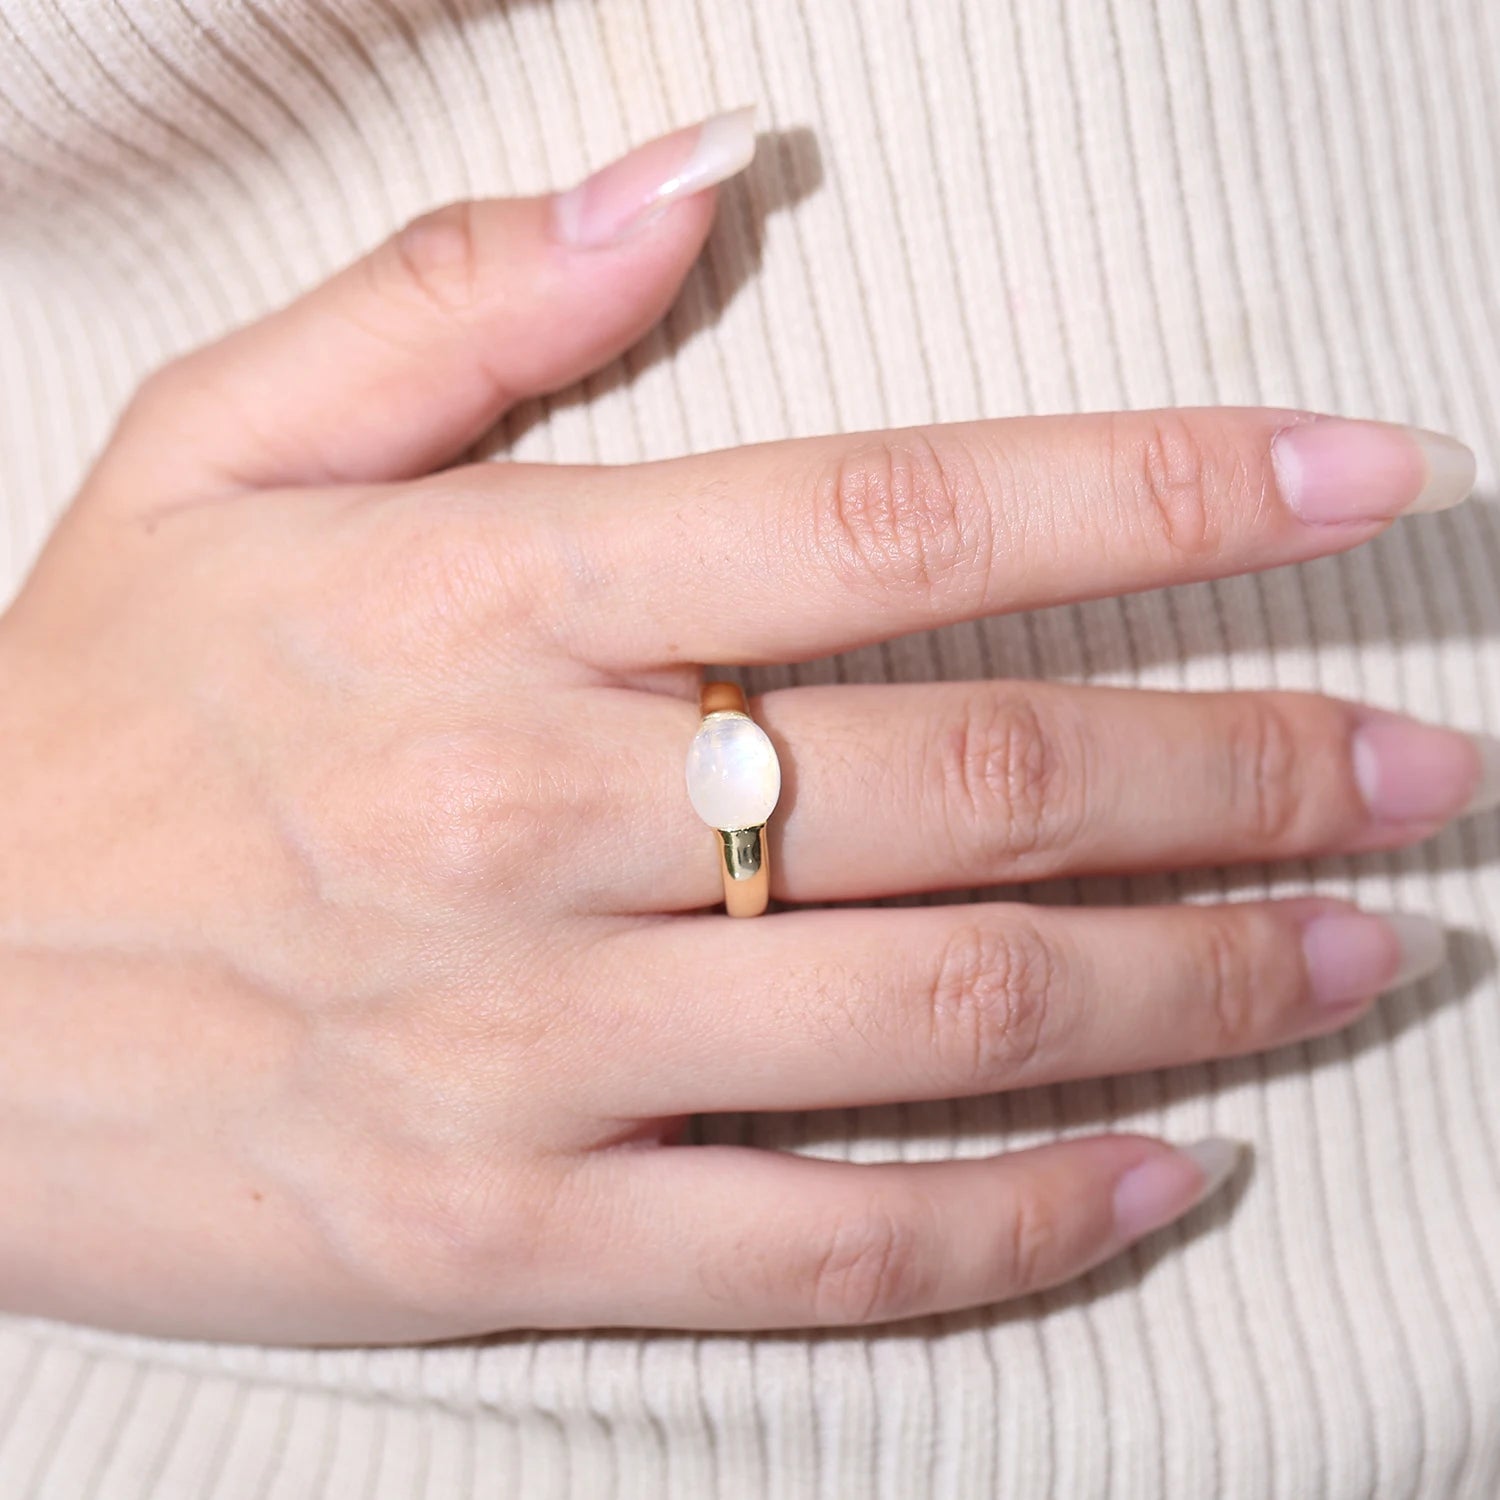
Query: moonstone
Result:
<box><xmin>685</xmin><ymin>713</ymin><xmax>781</xmax><ymax>830</ymax></box>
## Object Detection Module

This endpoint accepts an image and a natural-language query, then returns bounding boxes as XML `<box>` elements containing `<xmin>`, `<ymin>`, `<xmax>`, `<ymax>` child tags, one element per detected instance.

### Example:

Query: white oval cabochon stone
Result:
<box><xmin>685</xmin><ymin>715</ymin><xmax>781</xmax><ymax>830</ymax></box>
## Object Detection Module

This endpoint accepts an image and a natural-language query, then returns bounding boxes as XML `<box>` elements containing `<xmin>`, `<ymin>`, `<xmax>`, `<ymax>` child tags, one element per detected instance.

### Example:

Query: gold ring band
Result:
<box><xmin>687</xmin><ymin>680</ymin><xmax>779</xmax><ymax>918</ymax></box>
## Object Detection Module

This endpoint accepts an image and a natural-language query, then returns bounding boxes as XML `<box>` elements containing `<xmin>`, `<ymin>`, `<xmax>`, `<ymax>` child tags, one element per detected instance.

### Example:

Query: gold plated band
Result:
<box><xmin>698</xmin><ymin>681</ymin><xmax>772</xmax><ymax>918</ymax></box>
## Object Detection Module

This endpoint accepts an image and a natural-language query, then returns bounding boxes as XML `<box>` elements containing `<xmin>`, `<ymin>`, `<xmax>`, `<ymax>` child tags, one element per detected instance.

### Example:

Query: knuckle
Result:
<box><xmin>398</xmin><ymin>516</ymin><xmax>522</xmax><ymax>635</ymax></box>
<box><xmin>806</xmin><ymin>429</ymin><xmax>990</xmax><ymax>604</ymax></box>
<box><xmin>1198</xmin><ymin>911</ymin><xmax>1263</xmax><ymax>1053</ymax></box>
<box><xmin>360</xmin><ymin>488</ymin><xmax>553</xmax><ymax>653</ymax></box>
<box><xmin>389</xmin><ymin>729</ymin><xmax>555</xmax><ymax>892</ymax></box>
<box><xmin>1225</xmin><ymin>697</ymin><xmax>1304</xmax><ymax>846</ymax></box>
<box><xmin>382</xmin><ymin>201</ymin><xmax>484</xmax><ymax>316</ymax></box>
<box><xmin>807</xmin><ymin>1200</ymin><xmax>931</xmax><ymax>1326</ymax></box>
<box><xmin>924</xmin><ymin>921</ymin><xmax>1058</xmax><ymax>1086</ymax></box>
<box><xmin>352</xmin><ymin>1155</ymin><xmax>546</xmax><ymax>1314</ymax></box>
<box><xmin>996</xmin><ymin>1187</ymin><xmax>1064</xmax><ymax>1295</ymax></box>
<box><xmin>1114</xmin><ymin>412</ymin><xmax>1223</xmax><ymax>565</ymax></box>
<box><xmin>392</xmin><ymin>1159</ymin><xmax>496</xmax><ymax>1271</ymax></box>
<box><xmin>411</xmin><ymin>741</ymin><xmax>512</xmax><ymax>889</ymax></box>
<box><xmin>936</xmin><ymin>690</ymin><xmax>1080</xmax><ymax>868</ymax></box>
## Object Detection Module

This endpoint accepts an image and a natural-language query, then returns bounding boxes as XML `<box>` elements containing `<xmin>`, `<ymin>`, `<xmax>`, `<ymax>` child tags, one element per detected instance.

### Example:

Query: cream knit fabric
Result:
<box><xmin>3</xmin><ymin>1</ymin><xmax>1500</xmax><ymax>1496</ymax></box>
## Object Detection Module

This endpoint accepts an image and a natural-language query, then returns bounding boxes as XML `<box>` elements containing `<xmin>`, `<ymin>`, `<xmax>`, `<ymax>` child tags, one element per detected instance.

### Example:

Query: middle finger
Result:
<box><xmin>552</xmin><ymin>408</ymin><xmax>1474</xmax><ymax>669</ymax></box>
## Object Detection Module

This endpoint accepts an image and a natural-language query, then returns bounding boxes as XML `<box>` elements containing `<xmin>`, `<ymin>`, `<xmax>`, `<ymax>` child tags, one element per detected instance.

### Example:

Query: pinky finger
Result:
<box><xmin>568</xmin><ymin>1135</ymin><xmax>1240</xmax><ymax>1330</ymax></box>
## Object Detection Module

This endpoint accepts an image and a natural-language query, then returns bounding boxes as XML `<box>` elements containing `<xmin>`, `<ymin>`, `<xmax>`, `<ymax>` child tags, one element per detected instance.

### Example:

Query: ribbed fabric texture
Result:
<box><xmin>3</xmin><ymin>1</ymin><xmax>1500</xmax><ymax>1496</ymax></box>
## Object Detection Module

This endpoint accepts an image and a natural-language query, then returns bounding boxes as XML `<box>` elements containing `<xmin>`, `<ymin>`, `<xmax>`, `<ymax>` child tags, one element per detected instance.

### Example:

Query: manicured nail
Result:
<box><xmin>1273</xmin><ymin>418</ymin><xmax>1476</xmax><ymax>524</ymax></box>
<box><xmin>1352</xmin><ymin>712</ymin><xmax>1500</xmax><ymax>827</ymax></box>
<box><xmin>552</xmin><ymin>107</ymin><xmax>757</xmax><ymax>250</ymax></box>
<box><xmin>1113</xmin><ymin>1137</ymin><xmax>1242</xmax><ymax>1240</ymax></box>
<box><xmin>1300</xmin><ymin>908</ymin><xmax>1446</xmax><ymax>1008</ymax></box>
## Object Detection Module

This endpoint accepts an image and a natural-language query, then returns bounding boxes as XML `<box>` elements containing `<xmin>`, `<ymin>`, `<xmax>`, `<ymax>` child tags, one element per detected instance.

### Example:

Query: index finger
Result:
<box><xmin>557</xmin><ymin>408</ymin><xmax>1472</xmax><ymax>667</ymax></box>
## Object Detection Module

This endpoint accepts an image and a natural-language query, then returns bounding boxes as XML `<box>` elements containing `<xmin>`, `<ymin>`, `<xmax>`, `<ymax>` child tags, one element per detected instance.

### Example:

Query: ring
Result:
<box><xmin>685</xmin><ymin>680</ymin><xmax>781</xmax><ymax>917</ymax></box>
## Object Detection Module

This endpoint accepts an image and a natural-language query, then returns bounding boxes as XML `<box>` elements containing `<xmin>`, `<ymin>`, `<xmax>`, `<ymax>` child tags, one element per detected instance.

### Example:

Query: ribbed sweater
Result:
<box><xmin>2</xmin><ymin>1</ymin><xmax>1499</xmax><ymax>1496</ymax></box>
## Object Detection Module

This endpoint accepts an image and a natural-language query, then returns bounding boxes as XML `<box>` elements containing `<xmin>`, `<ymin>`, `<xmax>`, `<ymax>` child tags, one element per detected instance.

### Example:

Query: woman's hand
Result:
<box><xmin>1</xmin><ymin>111</ymin><xmax>1490</xmax><ymax>1344</ymax></box>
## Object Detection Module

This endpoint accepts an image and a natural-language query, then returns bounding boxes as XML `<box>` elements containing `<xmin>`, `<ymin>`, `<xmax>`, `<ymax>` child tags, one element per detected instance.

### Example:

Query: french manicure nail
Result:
<box><xmin>1352</xmin><ymin>712</ymin><xmax>1500</xmax><ymax>826</ymax></box>
<box><xmin>1300</xmin><ymin>908</ymin><xmax>1446</xmax><ymax>1008</ymax></box>
<box><xmin>1273</xmin><ymin>418</ymin><xmax>1476</xmax><ymax>524</ymax></box>
<box><xmin>1112</xmin><ymin>1137</ymin><xmax>1242</xmax><ymax>1240</ymax></box>
<box><xmin>552</xmin><ymin>107</ymin><xmax>757</xmax><ymax>250</ymax></box>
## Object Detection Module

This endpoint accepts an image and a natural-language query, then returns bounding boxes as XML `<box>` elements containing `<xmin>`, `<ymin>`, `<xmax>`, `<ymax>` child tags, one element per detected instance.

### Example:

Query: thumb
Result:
<box><xmin>96</xmin><ymin>107</ymin><xmax>756</xmax><ymax>501</ymax></box>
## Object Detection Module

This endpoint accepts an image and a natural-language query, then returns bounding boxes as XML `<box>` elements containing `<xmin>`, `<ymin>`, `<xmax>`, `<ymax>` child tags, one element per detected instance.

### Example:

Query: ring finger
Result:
<box><xmin>598</xmin><ymin>682</ymin><xmax>1496</xmax><ymax>909</ymax></box>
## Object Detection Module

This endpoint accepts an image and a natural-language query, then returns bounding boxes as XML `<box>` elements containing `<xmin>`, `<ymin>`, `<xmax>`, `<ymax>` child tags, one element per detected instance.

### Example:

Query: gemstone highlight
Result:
<box><xmin>685</xmin><ymin>713</ymin><xmax>781</xmax><ymax>830</ymax></box>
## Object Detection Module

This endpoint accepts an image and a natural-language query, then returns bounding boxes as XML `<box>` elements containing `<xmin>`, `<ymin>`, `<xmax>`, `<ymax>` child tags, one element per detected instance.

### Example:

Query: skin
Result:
<box><xmin>0</xmin><ymin>151</ymin><xmax>1484</xmax><ymax>1346</ymax></box>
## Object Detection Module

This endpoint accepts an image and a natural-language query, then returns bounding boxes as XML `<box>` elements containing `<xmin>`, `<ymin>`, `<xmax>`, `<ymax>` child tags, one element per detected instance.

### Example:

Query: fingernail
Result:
<box><xmin>552</xmin><ymin>107</ymin><xmax>757</xmax><ymax>250</ymax></box>
<box><xmin>1273</xmin><ymin>419</ymin><xmax>1476</xmax><ymax>524</ymax></box>
<box><xmin>1300</xmin><ymin>908</ymin><xmax>1446</xmax><ymax>1008</ymax></box>
<box><xmin>1352</xmin><ymin>712</ymin><xmax>1500</xmax><ymax>827</ymax></box>
<box><xmin>1113</xmin><ymin>1137</ymin><xmax>1242</xmax><ymax>1240</ymax></box>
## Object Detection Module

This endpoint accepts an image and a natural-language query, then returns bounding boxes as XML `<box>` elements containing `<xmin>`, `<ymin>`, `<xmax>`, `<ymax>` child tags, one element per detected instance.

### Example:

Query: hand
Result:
<box><xmin>1</xmin><ymin>111</ymin><xmax>1489</xmax><ymax>1343</ymax></box>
